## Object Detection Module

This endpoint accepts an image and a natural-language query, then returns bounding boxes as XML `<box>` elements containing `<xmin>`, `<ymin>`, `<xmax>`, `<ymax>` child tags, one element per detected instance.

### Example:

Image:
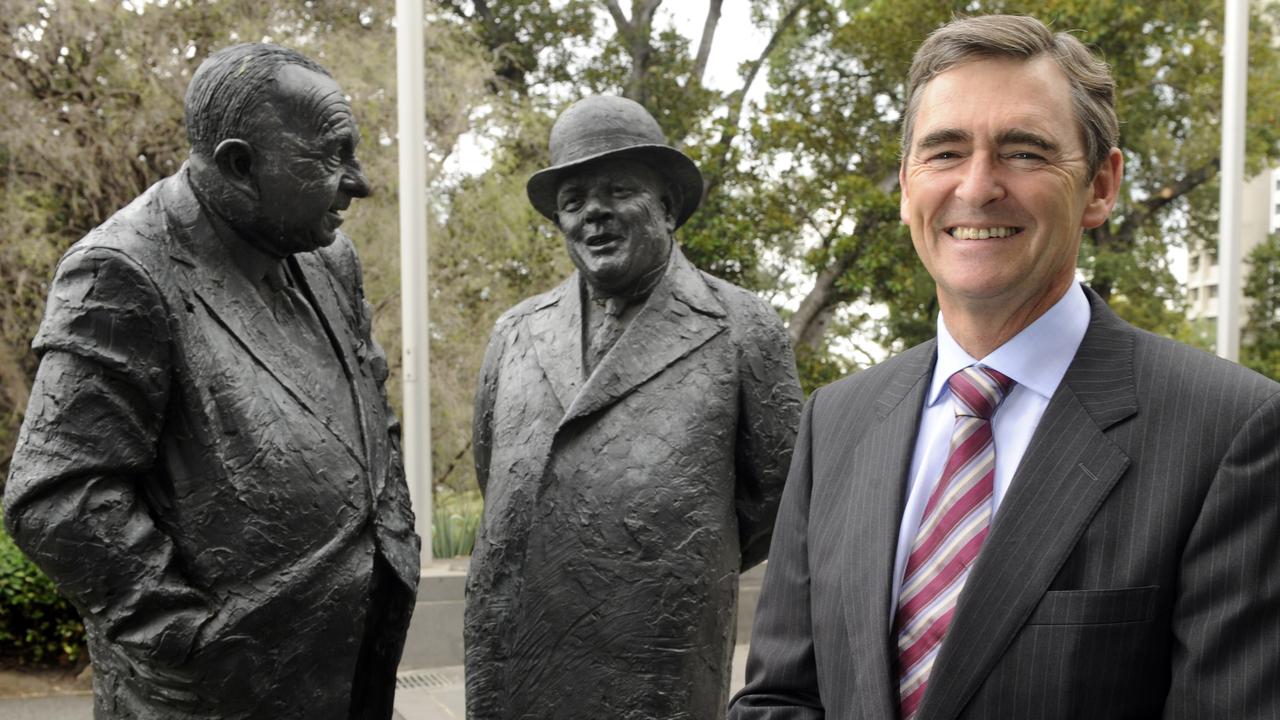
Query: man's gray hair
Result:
<box><xmin>901</xmin><ymin>14</ymin><xmax>1118</xmax><ymax>179</ymax></box>
<box><xmin>185</xmin><ymin>43</ymin><xmax>329</xmax><ymax>157</ymax></box>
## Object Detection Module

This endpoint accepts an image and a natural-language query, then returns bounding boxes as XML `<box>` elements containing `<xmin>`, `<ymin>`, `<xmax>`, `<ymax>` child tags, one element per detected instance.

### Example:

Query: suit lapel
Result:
<box><xmin>158</xmin><ymin>174</ymin><xmax>365</xmax><ymax>466</ymax></box>
<box><xmin>525</xmin><ymin>276</ymin><xmax>585</xmax><ymax>415</ymax></box>
<box><xmin>290</xmin><ymin>251</ymin><xmax>372</xmax><ymax>467</ymax></box>
<box><xmin>560</xmin><ymin>250</ymin><xmax>727</xmax><ymax>427</ymax></box>
<box><xmin>840</xmin><ymin>341</ymin><xmax>935</xmax><ymax>720</ymax></box>
<box><xmin>919</xmin><ymin>290</ymin><xmax>1137</xmax><ymax>720</ymax></box>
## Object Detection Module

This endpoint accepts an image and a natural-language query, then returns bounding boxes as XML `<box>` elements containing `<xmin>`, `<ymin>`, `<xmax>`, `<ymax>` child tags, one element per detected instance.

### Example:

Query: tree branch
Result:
<box><xmin>1112</xmin><ymin>158</ymin><xmax>1219</xmax><ymax>245</ymax></box>
<box><xmin>692</xmin><ymin>0</ymin><xmax>722</xmax><ymax>84</ymax></box>
<box><xmin>603</xmin><ymin>0</ymin><xmax>632</xmax><ymax>35</ymax></box>
<box><xmin>702</xmin><ymin>0</ymin><xmax>814</xmax><ymax>199</ymax></box>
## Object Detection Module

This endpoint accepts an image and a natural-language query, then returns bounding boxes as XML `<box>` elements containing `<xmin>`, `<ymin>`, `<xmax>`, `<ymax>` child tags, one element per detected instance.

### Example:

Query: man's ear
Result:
<box><xmin>899</xmin><ymin>160</ymin><xmax>910</xmax><ymax>224</ymax></box>
<box><xmin>1081</xmin><ymin>147</ymin><xmax>1124</xmax><ymax>230</ymax></box>
<box><xmin>661</xmin><ymin>186</ymin><xmax>678</xmax><ymax>233</ymax></box>
<box><xmin>213</xmin><ymin>139</ymin><xmax>259</xmax><ymax>200</ymax></box>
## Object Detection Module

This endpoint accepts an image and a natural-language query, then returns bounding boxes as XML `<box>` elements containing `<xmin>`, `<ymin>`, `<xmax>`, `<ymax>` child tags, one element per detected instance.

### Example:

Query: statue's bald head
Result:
<box><xmin>184</xmin><ymin>43</ymin><xmax>330</xmax><ymax>157</ymax></box>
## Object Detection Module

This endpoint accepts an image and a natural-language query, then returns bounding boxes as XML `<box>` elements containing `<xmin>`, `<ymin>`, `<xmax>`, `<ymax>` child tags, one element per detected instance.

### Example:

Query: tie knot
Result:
<box><xmin>947</xmin><ymin>365</ymin><xmax>1014</xmax><ymax>420</ymax></box>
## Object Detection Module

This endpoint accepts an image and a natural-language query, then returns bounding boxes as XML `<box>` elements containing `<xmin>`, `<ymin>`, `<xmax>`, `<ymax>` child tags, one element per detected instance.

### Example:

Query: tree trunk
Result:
<box><xmin>788</xmin><ymin>254</ymin><xmax>855</xmax><ymax>349</ymax></box>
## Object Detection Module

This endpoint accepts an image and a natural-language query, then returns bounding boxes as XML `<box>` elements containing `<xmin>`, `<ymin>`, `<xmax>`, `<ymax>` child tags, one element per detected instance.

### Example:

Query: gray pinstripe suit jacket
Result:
<box><xmin>730</xmin><ymin>288</ymin><xmax>1280</xmax><ymax>720</ymax></box>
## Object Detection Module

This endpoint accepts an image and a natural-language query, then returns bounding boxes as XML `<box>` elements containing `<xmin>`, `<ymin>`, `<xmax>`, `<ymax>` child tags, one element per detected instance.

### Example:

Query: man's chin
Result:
<box><xmin>579</xmin><ymin>265</ymin><xmax>635</xmax><ymax>295</ymax></box>
<box><xmin>292</xmin><ymin>229</ymin><xmax>339</xmax><ymax>253</ymax></box>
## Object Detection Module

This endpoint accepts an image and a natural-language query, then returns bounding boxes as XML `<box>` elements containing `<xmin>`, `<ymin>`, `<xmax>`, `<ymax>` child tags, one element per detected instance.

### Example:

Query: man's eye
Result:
<box><xmin>927</xmin><ymin>151</ymin><xmax>961</xmax><ymax>162</ymax></box>
<box><xmin>559</xmin><ymin>199</ymin><xmax>583</xmax><ymax>212</ymax></box>
<box><xmin>611</xmin><ymin>186</ymin><xmax>633</xmax><ymax>197</ymax></box>
<box><xmin>1007</xmin><ymin>152</ymin><xmax>1045</xmax><ymax>162</ymax></box>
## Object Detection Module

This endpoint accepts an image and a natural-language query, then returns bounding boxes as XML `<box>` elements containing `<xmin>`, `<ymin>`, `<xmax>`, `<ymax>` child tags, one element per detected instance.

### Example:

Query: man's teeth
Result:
<box><xmin>950</xmin><ymin>227</ymin><xmax>1018</xmax><ymax>239</ymax></box>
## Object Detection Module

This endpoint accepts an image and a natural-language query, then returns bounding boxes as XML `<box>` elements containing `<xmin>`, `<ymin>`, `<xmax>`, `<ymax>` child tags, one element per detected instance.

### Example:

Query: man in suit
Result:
<box><xmin>731</xmin><ymin>14</ymin><xmax>1279</xmax><ymax>720</ymax></box>
<box><xmin>3</xmin><ymin>44</ymin><xmax>419</xmax><ymax>719</ymax></box>
<box><xmin>465</xmin><ymin>94</ymin><xmax>803</xmax><ymax>719</ymax></box>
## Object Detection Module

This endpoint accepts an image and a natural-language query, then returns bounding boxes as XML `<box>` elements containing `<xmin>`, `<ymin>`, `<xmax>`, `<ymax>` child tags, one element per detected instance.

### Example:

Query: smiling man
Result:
<box><xmin>465</xmin><ymin>94</ymin><xmax>802</xmax><ymax>719</ymax></box>
<box><xmin>4</xmin><ymin>44</ymin><xmax>419</xmax><ymax>719</ymax></box>
<box><xmin>731</xmin><ymin>14</ymin><xmax>1279</xmax><ymax>720</ymax></box>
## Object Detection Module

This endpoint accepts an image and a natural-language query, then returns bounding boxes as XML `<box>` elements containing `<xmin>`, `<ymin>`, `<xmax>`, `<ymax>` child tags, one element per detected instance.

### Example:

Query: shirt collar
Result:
<box><xmin>928</xmin><ymin>282</ymin><xmax>1091</xmax><ymax>406</ymax></box>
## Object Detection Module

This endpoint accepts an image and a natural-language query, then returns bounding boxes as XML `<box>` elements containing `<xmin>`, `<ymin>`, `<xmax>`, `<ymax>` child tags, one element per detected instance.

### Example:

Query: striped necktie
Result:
<box><xmin>895</xmin><ymin>364</ymin><xmax>1015</xmax><ymax>719</ymax></box>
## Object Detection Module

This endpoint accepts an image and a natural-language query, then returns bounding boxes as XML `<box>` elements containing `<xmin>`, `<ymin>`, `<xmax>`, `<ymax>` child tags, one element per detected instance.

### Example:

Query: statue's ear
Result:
<box><xmin>661</xmin><ymin>185</ymin><xmax>678</xmax><ymax>233</ymax></box>
<box><xmin>212</xmin><ymin>139</ymin><xmax>258</xmax><ymax>200</ymax></box>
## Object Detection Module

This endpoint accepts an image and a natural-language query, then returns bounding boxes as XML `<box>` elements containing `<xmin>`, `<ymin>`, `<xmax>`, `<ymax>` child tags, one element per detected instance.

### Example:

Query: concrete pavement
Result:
<box><xmin>0</xmin><ymin>645</ymin><xmax>751</xmax><ymax>719</ymax></box>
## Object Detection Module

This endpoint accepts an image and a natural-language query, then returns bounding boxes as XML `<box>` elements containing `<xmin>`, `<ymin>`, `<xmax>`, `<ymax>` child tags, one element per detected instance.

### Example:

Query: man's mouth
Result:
<box><xmin>327</xmin><ymin>209</ymin><xmax>345</xmax><ymax>227</ymax></box>
<box><xmin>946</xmin><ymin>226</ymin><xmax>1022</xmax><ymax>239</ymax></box>
<box><xmin>585</xmin><ymin>232</ymin><xmax>622</xmax><ymax>248</ymax></box>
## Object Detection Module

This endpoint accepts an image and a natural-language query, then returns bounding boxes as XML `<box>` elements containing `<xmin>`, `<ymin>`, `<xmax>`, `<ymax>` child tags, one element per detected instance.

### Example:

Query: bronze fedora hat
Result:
<box><xmin>526</xmin><ymin>95</ymin><xmax>704</xmax><ymax>228</ymax></box>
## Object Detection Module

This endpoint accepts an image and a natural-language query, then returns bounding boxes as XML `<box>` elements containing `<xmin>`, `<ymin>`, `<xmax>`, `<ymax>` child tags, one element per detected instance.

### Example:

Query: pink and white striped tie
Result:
<box><xmin>895</xmin><ymin>365</ymin><xmax>1014</xmax><ymax>719</ymax></box>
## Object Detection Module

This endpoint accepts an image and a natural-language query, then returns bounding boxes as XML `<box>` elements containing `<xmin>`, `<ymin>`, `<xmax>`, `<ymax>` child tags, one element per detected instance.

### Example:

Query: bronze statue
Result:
<box><xmin>465</xmin><ymin>94</ymin><xmax>803</xmax><ymax>719</ymax></box>
<box><xmin>3</xmin><ymin>44</ymin><xmax>419</xmax><ymax>720</ymax></box>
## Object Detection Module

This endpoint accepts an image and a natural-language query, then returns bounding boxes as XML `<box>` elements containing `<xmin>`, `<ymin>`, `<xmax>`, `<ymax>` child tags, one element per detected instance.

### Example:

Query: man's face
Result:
<box><xmin>900</xmin><ymin>56</ymin><xmax>1121</xmax><ymax>318</ymax></box>
<box><xmin>248</xmin><ymin>64</ymin><xmax>370</xmax><ymax>256</ymax></box>
<box><xmin>555</xmin><ymin>158</ymin><xmax>675</xmax><ymax>295</ymax></box>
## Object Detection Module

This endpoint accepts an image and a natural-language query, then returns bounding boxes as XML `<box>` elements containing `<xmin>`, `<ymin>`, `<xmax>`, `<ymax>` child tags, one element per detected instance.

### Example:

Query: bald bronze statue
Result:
<box><xmin>465</xmin><ymin>95</ymin><xmax>803</xmax><ymax>719</ymax></box>
<box><xmin>3</xmin><ymin>44</ymin><xmax>419</xmax><ymax>719</ymax></box>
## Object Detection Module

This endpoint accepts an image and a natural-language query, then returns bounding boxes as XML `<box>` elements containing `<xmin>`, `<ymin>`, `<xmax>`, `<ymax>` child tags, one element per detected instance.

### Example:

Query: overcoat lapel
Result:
<box><xmin>918</xmin><ymin>290</ymin><xmax>1137</xmax><ymax>720</ymax></box>
<box><xmin>158</xmin><ymin>174</ymin><xmax>366</xmax><ymax>467</ymax></box>
<box><xmin>525</xmin><ymin>277</ymin><xmax>585</xmax><ymax>415</ymax></box>
<box><xmin>839</xmin><ymin>341</ymin><xmax>935</xmax><ymax>720</ymax></box>
<box><xmin>560</xmin><ymin>250</ymin><xmax>727</xmax><ymax>427</ymax></box>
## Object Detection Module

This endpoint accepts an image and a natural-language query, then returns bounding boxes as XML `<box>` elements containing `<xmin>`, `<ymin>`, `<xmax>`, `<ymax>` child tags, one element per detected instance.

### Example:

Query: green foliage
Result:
<box><xmin>431</xmin><ymin>488</ymin><xmax>482</xmax><ymax>559</ymax></box>
<box><xmin>0</xmin><ymin>523</ymin><xmax>85</xmax><ymax>665</ymax></box>
<box><xmin>1242</xmin><ymin>232</ymin><xmax>1280</xmax><ymax>381</ymax></box>
<box><xmin>751</xmin><ymin>0</ymin><xmax>1280</xmax><ymax>371</ymax></box>
<box><xmin>3</xmin><ymin>0</ymin><xmax>1278</xmax><ymax>546</ymax></box>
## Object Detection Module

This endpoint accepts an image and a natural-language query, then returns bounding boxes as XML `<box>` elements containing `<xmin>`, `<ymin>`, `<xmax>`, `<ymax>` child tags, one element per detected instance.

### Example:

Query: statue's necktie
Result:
<box><xmin>586</xmin><ymin>296</ymin><xmax>627</xmax><ymax>374</ymax></box>
<box><xmin>895</xmin><ymin>364</ymin><xmax>1015</xmax><ymax>719</ymax></box>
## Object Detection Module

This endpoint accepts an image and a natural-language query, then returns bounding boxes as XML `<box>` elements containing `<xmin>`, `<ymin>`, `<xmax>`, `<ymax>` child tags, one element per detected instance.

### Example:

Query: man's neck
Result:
<box><xmin>187</xmin><ymin>167</ymin><xmax>285</xmax><ymax>288</ymax></box>
<box><xmin>938</xmin><ymin>278</ymin><xmax>1074</xmax><ymax>359</ymax></box>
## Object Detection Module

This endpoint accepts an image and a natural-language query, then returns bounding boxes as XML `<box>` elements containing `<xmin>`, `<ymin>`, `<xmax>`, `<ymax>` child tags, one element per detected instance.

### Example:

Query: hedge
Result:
<box><xmin>0</xmin><ymin>522</ymin><xmax>85</xmax><ymax>665</ymax></box>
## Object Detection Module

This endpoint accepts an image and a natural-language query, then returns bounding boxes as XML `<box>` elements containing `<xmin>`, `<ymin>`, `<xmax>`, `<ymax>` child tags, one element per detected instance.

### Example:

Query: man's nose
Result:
<box><xmin>953</xmin><ymin>154</ymin><xmax>1005</xmax><ymax>207</ymax></box>
<box><xmin>583</xmin><ymin>193</ymin><xmax>611</xmax><ymax>223</ymax></box>
<box><xmin>342</xmin><ymin>163</ymin><xmax>371</xmax><ymax>199</ymax></box>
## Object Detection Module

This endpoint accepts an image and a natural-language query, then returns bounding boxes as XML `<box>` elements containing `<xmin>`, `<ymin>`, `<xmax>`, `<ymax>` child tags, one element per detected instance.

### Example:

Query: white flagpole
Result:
<box><xmin>396</xmin><ymin>0</ymin><xmax>433</xmax><ymax>562</ymax></box>
<box><xmin>1217</xmin><ymin>0</ymin><xmax>1247</xmax><ymax>361</ymax></box>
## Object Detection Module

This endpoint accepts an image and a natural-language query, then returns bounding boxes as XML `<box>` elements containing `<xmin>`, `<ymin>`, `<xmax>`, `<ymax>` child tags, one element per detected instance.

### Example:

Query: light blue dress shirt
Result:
<box><xmin>889</xmin><ymin>283</ymin><xmax>1092</xmax><ymax>618</ymax></box>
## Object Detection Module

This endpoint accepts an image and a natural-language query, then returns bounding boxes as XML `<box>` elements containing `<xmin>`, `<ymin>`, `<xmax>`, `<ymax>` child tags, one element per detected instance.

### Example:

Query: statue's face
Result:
<box><xmin>246</xmin><ymin>64</ymin><xmax>370</xmax><ymax>256</ymax></box>
<box><xmin>554</xmin><ymin>158</ymin><xmax>675</xmax><ymax>295</ymax></box>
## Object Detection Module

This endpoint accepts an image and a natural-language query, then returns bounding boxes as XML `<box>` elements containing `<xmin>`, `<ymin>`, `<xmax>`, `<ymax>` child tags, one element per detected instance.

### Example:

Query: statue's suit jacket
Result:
<box><xmin>4</xmin><ymin>171</ymin><xmax>420</xmax><ymax>720</ymax></box>
<box><xmin>466</xmin><ymin>249</ymin><xmax>802</xmax><ymax>720</ymax></box>
<box><xmin>731</xmin><ymin>288</ymin><xmax>1280</xmax><ymax>720</ymax></box>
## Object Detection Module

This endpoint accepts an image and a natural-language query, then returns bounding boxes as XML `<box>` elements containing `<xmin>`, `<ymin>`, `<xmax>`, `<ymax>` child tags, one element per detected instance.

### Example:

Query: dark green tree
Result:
<box><xmin>1242</xmin><ymin>232</ymin><xmax>1280</xmax><ymax>381</ymax></box>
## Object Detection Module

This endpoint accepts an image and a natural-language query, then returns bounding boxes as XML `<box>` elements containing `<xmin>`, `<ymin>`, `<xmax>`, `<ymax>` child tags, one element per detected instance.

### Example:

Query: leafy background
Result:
<box><xmin>1</xmin><ymin>0</ymin><xmax>1278</xmax><ymax>663</ymax></box>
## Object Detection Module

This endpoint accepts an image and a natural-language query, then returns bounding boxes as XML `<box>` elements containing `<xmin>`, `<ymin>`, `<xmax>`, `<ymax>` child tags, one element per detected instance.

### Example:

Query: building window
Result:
<box><xmin>1208</xmin><ymin>285</ymin><xmax>1219</xmax><ymax>300</ymax></box>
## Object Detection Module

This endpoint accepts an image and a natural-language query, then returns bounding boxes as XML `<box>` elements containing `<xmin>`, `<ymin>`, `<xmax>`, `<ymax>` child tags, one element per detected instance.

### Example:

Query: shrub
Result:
<box><xmin>432</xmin><ymin>488</ymin><xmax>482</xmax><ymax>559</ymax></box>
<box><xmin>0</xmin><ymin>523</ymin><xmax>85</xmax><ymax>665</ymax></box>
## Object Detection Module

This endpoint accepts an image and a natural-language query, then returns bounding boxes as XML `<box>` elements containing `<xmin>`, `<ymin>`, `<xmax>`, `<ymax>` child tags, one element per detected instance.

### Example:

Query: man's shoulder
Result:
<box><xmin>813</xmin><ymin>339</ymin><xmax>936</xmax><ymax>411</ymax></box>
<box><xmin>1128</xmin><ymin>324</ymin><xmax>1280</xmax><ymax>406</ymax></box>
<box><xmin>490</xmin><ymin>277</ymin><xmax>574</xmax><ymax>333</ymax></box>
<box><xmin>62</xmin><ymin>174</ymin><xmax>180</xmax><ymax>275</ymax></box>
<box><xmin>692</xmin><ymin>269</ymin><xmax>789</xmax><ymax>337</ymax></box>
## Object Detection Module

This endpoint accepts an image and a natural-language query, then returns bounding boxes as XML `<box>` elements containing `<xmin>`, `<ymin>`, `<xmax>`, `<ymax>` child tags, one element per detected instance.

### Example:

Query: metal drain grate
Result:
<box><xmin>396</xmin><ymin>667</ymin><xmax>464</xmax><ymax>690</ymax></box>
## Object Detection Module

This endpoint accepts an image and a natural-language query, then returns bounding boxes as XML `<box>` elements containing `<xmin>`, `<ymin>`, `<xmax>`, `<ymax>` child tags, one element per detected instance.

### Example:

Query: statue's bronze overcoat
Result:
<box><xmin>4</xmin><ymin>170</ymin><xmax>420</xmax><ymax>719</ymax></box>
<box><xmin>466</xmin><ymin>248</ymin><xmax>802</xmax><ymax>719</ymax></box>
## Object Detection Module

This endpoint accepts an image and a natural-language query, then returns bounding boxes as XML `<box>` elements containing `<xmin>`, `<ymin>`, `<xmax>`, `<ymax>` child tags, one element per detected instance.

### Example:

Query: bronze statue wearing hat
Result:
<box><xmin>465</xmin><ymin>94</ymin><xmax>803</xmax><ymax>719</ymax></box>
